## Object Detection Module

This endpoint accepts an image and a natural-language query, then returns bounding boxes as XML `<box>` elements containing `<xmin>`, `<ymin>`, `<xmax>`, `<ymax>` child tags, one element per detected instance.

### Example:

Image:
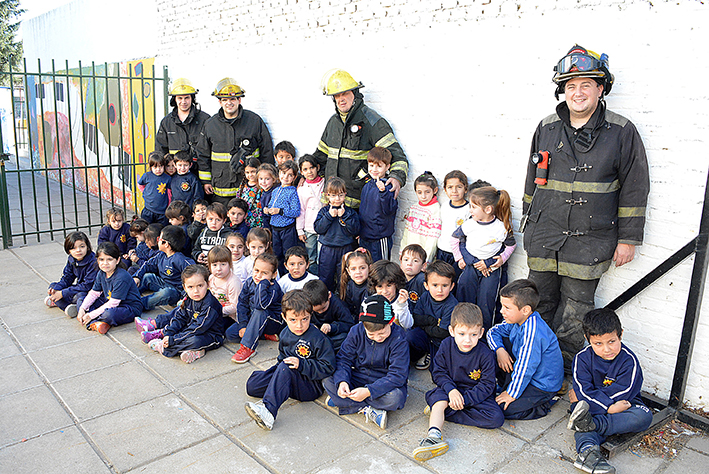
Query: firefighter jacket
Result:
<box><xmin>313</xmin><ymin>93</ymin><xmax>408</xmax><ymax>208</ymax></box>
<box><xmin>196</xmin><ymin>106</ymin><xmax>274</xmax><ymax>198</ymax></box>
<box><xmin>155</xmin><ymin>106</ymin><xmax>210</xmax><ymax>156</ymax></box>
<box><xmin>522</xmin><ymin>101</ymin><xmax>649</xmax><ymax>280</ymax></box>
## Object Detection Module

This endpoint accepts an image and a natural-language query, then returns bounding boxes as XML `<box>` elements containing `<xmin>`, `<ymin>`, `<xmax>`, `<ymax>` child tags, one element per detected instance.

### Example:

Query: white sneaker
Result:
<box><xmin>362</xmin><ymin>406</ymin><xmax>387</xmax><ymax>429</ymax></box>
<box><xmin>44</xmin><ymin>296</ymin><xmax>56</xmax><ymax>308</ymax></box>
<box><xmin>245</xmin><ymin>401</ymin><xmax>274</xmax><ymax>430</ymax></box>
<box><xmin>64</xmin><ymin>304</ymin><xmax>78</xmax><ymax>318</ymax></box>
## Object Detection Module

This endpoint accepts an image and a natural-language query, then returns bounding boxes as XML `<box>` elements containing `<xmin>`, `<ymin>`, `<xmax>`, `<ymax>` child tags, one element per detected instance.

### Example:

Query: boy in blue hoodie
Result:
<box><xmin>244</xmin><ymin>290</ymin><xmax>336</xmax><ymax>430</ymax></box>
<box><xmin>486</xmin><ymin>279</ymin><xmax>564</xmax><ymax>420</ymax></box>
<box><xmin>323</xmin><ymin>294</ymin><xmax>410</xmax><ymax>429</ymax></box>
<box><xmin>566</xmin><ymin>308</ymin><xmax>653</xmax><ymax>474</ymax></box>
<box><xmin>358</xmin><ymin>147</ymin><xmax>398</xmax><ymax>262</ymax></box>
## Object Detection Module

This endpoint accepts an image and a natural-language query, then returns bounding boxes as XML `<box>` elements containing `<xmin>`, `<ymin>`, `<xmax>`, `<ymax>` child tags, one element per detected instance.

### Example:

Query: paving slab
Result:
<box><xmin>0</xmin><ymin>385</ymin><xmax>73</xmax><ymax>447</ymax></box>
<box><xmin>180</xmin><ymin>366</ymin><xmax>256</xmax><ymax>430</ymax></box>
<box><xmin>381</xmin><ymin>415</ymin><xmax>527</xmax><ymax>473</ymax></box>
<box><xmin>660</xmin><ymin>445</ymin><xmax>709</xmax><ymax>474</ymax></box>
<box><xmin>312</xmin><ymin>438</ymin><xmax>434</xmax><ymax>474</ymax></box>
<box><xmin>81</xmin><ymin>394</ymin><xmax>220</xmax><ymax>473</ymax></box>
<box><xmin>498</xmin><ymin>398</ymin><xmax>570</xmax><ymax>442</ymax></box>
<box><xmin>0</xmin><ymin>328</ymin><xmax>21</xmax><ymax>359</ymax></box>
<box><xmin>11</xmin><ymin>242</ymin><xmax>65</xmax><ymax>268</ymax></box>
<box><xmin>237</xmin><ymin>401</ymin><xmax>372</xmax><ymax>473</ymax></box>
<box><xmin>495</xmin><ymin>442</ymin><xmax>577</xmax><ymax>473</ymax></box>
<box><xmin>130</xmin><ymin>435</ymin><xmax>269</xmax><ymax>473</ymax></box>
<box><xmin>611</xmin><ymin>446</ymin><xmax>664</xmax><ymax>473</ymax></box>
<box><xmin>52</xmin><ymin>360</ymin><xmax>169</xmax><ymax>421</ymax></box>
<box><xmin>0</xmin><ymin>297</ymin><xmax>67</xmax><ymax>328</ymax></box>
<box><xmin>140</xmin><ymin>345</ymin><xmax>243</xmax><ymax>389</ymax></box>
<box><xmin>686</xmin><ymin>434</ymin><xmax>709</xmax><ymax>454</ymax></box>
<box><xmin>33</xmin><ymin>262</ymin><xmax>69</xmax><ymax>282</ymax></box>
<box><xmin>0</xmin><ymin>354</ymin><xmax>43</xmax><ymax>396</ymax></box>
<box><xmin>29</xmin><ymin>335</ymin><xmax>134</xmax><ymax>382</ymax></box>
<box><xmin>0</xmin><ymin>425</ymin><xmax>111</xmax><ymax>474</ymax></box>
<box><xmin>0</xmin><ymin>278</ymin><xmax>49</xmax><ymax>307</ymax></box>
<box><xmin>10</xmin><ymin>315</ymin><xmax>96</xmax><ymax>352</ymax></box>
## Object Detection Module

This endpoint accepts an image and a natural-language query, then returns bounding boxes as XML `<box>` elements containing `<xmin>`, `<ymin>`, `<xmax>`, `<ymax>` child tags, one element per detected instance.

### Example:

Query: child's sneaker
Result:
<box><xmin>574</xmin><ymin>446</ymin><xmax>615</xmax><ymax>474</ymax></box>
<box><xmin>568</xmin><ymin>400</ymin><xmax>597</xmax><ymax>432</ymax></box>
<box><xmin>148</xmin><ymin>338</ymin><xmax>163</xmax><ymax>352</ymax></box>
<box><xmin>141</xmin><ymin>330</ymin><xmax>163</xmax><ymax>344</ymax></box>
<box><xmin>64</xmin><ymin>304</ymin><xmax>78</xmax><ymax>318</ymax></box>
<box><xmin>361</xmin><ymin>406</ymin><xmax>387</xmax><ymax>429</ymax></box>
<box><xmin>263</xmin><ymin>333</ymin><xmax>279</xmax><ymax>342</ymax></box>
<box><xmin>245</xmin><ymin>401</ymin><xmax>274</xmax><ymax>430</ymax></box>
<box><xmin>415</xmin><ymin>353</ymin><xmax>431</xmax><ymax>370</ymax></box>
<box><xmin>325</xmin><ymin>396</ymin><xmax>336</xmax><ymax>408</ymax></box>
<box><xmin>44</xmin><ymin>296</ymin><xmax>56</xmax><ymax>308</ymax></box>
<box><xmin>135</xmin><ymin>317</ymin><xmax>156</xmax><ymax>333</ymax></box>
<box><xmin>423</xmin><ymin>405</ymin><xmax>431</xmax><ymax>415</ymax></box>
<box><xmin>412</xmin><ymin>436</ymin><xmax>449</xmax><ymax>461</ymax></box>
<box><xmin>231</xmin><ymin>345</ymin><xmax>255</xmax><ymax>364</ymax></box>
<box><xmin>88</xmin><ymin>321</ymin><xmax>110</xmax><ymax>334</ymax></box>
<box><xmin>180</xmin><ymin>349</ymin><xmax>205</xmax><ymax>364</ymax></box>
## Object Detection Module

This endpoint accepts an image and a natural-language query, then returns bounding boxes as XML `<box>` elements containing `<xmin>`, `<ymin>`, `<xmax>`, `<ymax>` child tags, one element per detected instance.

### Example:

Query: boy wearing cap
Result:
<box><xmin>322</xmin><ymin>294</ymin><xmax>410</xmax><ymax>429</ymax></box>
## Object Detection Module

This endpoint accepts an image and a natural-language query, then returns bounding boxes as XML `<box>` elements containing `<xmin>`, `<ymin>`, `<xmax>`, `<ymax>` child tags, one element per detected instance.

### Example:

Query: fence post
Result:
<box><xmin>0</xmin><ymin>149</ymin><xmax>12</xmax><ymax>249</ymax></box>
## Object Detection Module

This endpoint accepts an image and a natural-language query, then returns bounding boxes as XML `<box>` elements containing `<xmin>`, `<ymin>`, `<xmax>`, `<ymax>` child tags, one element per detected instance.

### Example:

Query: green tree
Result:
<box><xmin>0</xmin><ymin>0</ymin><xmax>23</xmax><ymax>85</ymax></box>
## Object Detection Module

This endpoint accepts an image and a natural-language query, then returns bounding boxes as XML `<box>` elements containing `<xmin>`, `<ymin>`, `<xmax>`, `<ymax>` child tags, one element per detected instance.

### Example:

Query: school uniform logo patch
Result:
<box><xmin>120</xmin><ymin>234</ymin><xmax>127</xmax><ymax>243</ymax></box>
<box><xmin>193</xmin><ymin>311</ymin><xmax>199</xmax><ymax>319</ymax></box>
<box><xmin>469</xmin><ymin>369</ymin><xmax>481</xmax><ymax>380</ymax></box>
<box><xmin>409</xmin><ymin>291</ymin><xmax>419</xmax><ymax>302</ymax></box>
<box><xmin>295</xmin><ymin>341</ymin><xmax>312</xmax><ymax>358</ymax></box>
<box><xmin>165</xmin><ymin>268</ymin><xmax>173</xmax><ymax>276</ymax></box>
<box><xmin>603</xmin><ymin>377</ymin><xmax>615</xmax><ymax>387</ymax></box>
<box><xmin>181</xmin><ymin>181</ymin><xmax>190</xmax><ymax>192</ymax></box>
<box><xmin>456</xmin><ymin>217</ymin><xmax>465</xmax><ymax>226</ymax></box>
<box><xmin>158</xmin><ymin>182</ymin><xmax>168</xmax><ymax>195</ymax></box>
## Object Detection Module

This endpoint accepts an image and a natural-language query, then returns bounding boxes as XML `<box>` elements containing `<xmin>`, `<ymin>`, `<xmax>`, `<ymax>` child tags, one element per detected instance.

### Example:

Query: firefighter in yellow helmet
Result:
<box><xmin>521</xmin><ymin>45</ymin><xmax>649</xmax><ymax>383</ymax></box>
<box><xmin>313</xmin><ymin>69</ymin><xmax>409</xmax><ymax>211</ymax></box>
<box><xmin>195</xmin><ymin>78</ymin><xmax>274</xmax><ymax>205</ymax></box>
<box><xmin>155</xmin><ymin>78</ymin><xmax>210</xmax><ymax>166</ymax></box>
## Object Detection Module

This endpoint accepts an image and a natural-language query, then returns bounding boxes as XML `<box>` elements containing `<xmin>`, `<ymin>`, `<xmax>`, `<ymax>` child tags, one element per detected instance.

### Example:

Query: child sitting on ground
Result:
<box><xmin>296</xmin><ymin>154</ymin><xmax>324</xmax><ymax>275</ymax></box>
<box><xmin>127</xmin><ymin>218</ymin><xmax>149</xmax><ymax>266</ymax></box>
<box><xmin>400</xmin><ymin>244</ymin><xmax>427</xmax><ymax>314</ymax></box>
<box><xmin>145</xmin><ymin>264</ymin><xmax>225</xmax><ymax>364</ymax></box>
<box><xmin>244</xmin><ymin>289</ymin><xmax>336</xmax><ymax>430</ymax></box>
<box><xmin>207</xmin><ymin>245</ymin><xmax>241</xmax><ymax>322</ymax></box>
<box><xmin>129</xmin><ymin>222</ymin><xmax>161</xmax><ymax>274</ymax></box>
<box><xmin>165</xmin><ymin>200</ymin><xmax>193</xmax><ymax>256</ymax></box>
<box><xmin>303</xmin><ymin>279</ymin><xmax>355</xmax><ymax>353</ymax></box>
<box><xmin>409</xmin><ymin>260</ymin><xmax>459</xmax><ymax>371</ymax></box>
<box><xmin>229</xmin><ymin>253</ymin><xmax>284</xmax><ymax>363</ymax></box>
<box><xmin>77</xmin><ymin>242</ymin><xmax>143</xmax><ymax>334</ymax></box>
<box><xmin>567</xmin><ymin>308</ymin><xmax>653</xmax><ymax>474</ymax></box>
<box><xmin>368</xmin><ymin>260</ymin><xmax>412</xmax><ymax>329</ymax></box>
<box><xmin>323</xmin><ymin>294</ymin><xmax>410</xmax><ymax>429</ymax></box>
<box><xmin>226</xmin><ymin>198</ymin><xmax>250</xmax><ymax>240</ymax></box>
<box><xmin>45</xmin><ymin>231</ymin><xmax>98</xmax><ymax>318</ymax></box>
<box><xmin>486</xmin><ymin>279</ymin><xmax>564</xmax><ymax>420</ymax></box>
<box><xmin>191</xmin><ymin>202</ymin><xmax>231</xmax><ymax>264</ymax></box>
<box><xmin>138</xmin><ymin>151</ymin><xmax>171</xmax><ymax>225</ymax></box>
<box><xmin>277</xmin><ymin>246</ymin><xmax>319</xmax><ymax>292</ymax></box>
<box><xmin>359</xmin><ymin>147</ymin><xmax>399</xmax><ymax>262</ymax></box>
<box><xmin>413</xmin><ymin>303</ymin><xmax>504</xmax><ymax>462</ymax></box>
<box><xmin>170</xmin><ymin>150</ymin><xmax>203</xmax><ymax>208</ymax></box>
<box><xmin>133</xmin><ymin>225</ymin><xmax>195</xmax><ymax>310</ymax></box>
<box><xmin>97</xmin><ymin>207</ymin><xmax>136</xmax><ymax>268</ymax></box>
<box><xmin>314</xmin><ymin>177</ymin><xmax>361</xmax><ymax>292</ymax></box>
<box><xmin>186</xmin><ymin>199</ymin><xmax>208</xmax><ymax>243</ymax></box>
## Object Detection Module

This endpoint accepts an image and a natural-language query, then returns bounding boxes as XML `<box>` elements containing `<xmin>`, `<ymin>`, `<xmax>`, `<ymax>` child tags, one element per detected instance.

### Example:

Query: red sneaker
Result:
<box><xmin>88</xmin><ymin>321</ymin><xmax>110</xmax><ymax>334</ymax></box>
<box><xmin>263</xmin><ymin>333</ymin><xmax>279</xmax><ymax>342</ymax></box>
<box><xmin>231</xmin><ymin>345</ymin><xmax>255</xmax><ymax>364</ymax></box>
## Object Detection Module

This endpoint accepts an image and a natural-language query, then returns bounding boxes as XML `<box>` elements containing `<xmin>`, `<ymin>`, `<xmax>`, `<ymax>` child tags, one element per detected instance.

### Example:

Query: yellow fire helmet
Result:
<box><xmin>212</xmin><ymin>77</ymin><xmax>245</xmax><ymax>98</ymax></box>
<box><xmin>168</xmin><ymin>78</ymin><xmax>198</xmax><ymax>96</ymax></box>
<box><xmin>321</xmin><ymin>69</ymin><xmax>364</xmax><ymax>96</ymax></box>
<box><xmin>552</xmin><ymin>45</ymin><xmax>614</xmax><ymax>99</ymax></box>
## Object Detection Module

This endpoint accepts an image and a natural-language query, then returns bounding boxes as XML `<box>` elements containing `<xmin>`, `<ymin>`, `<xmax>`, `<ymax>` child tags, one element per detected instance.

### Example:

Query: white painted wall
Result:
<box><xmin>22</xmin><ymin>0</ymin><xmax>709</xmax><ymax>409</ymax></box>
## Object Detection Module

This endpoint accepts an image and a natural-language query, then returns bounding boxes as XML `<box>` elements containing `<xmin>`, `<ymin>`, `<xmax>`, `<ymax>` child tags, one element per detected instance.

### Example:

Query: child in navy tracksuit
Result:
<box><xmin>323</xmin><ymin>295</ymin><xmax>410</xmax><ymax>429</ymax></box>
<box><xmin>258</xmin><ymin>163</ymin><xmax>278</xmax><ymax>229</ymax></box>
<box><xmin>77</xmin><ymin>242</ymin><xmax>143</xmax><ymax>334</ymax></box>
<box><xmin>245</xmin><ymin>290</ymin><xmax>336</xmax><ymax>430</ymax></box>
<box><xmin>368</xmin><ymin>260</ymin><xmax>413</xmax><ymax>329</ymax></box>
<box><xmin>413</xmin><ymin>303</ymin><xmax>504</xmax><ymax>462</ymax></box>
<box><xmin>314</xmin><ymin>177</ymin><xmax>360</xmax><ymax>292</ymax></box>
<box><xmin>339</xmin><ymin>248</ymin><xmax>372</xmax><ymax>318</ymax></box>
<box><xmin>303</xmin><ymin>279</ymin><xmax>355</xmax><ymax>353</ymax></box>
<box><xmin>138</xmin><ymin>151</ymin><xmax>171</xmax><ymax>225</ymax></box>
<box><xmin>226</xmin><ymin>198</ymin><xmax>250</xmax><ymax>240</ymax></box>
<box><xmin>144</xmin><ymin>265</ymin><xmax>225</xmax><ymax>364</ymax></box>
<box><xmin>129</xmin><ymin>222</ymin><xmax>161</xmax><ymax>275</ymax></box>
<box><xmin>229</xmin><ymin>253</ymin><xmax>284</xmax><ymax>363</ymax></box>
<box><xmin>400</xmin><ymin>244</ymin><xmax>427</xmax><ymax>314</ymax></box>
<box><xmin>359</xmin><ymin>147</ymin><xmax>399</xmax><ymax>262</ymax></box>
<box><xmin>170</xmin><ymin>151</ymin><xmax>203</xmax><ymax>208</ymax></box>
<box><xmin>192</xmin><ymin>202</ymin><xmax>231</xmax><ymax>265</ymax></box>
<box><xmin>132</xmin><ymin>225</ymin><xmax>195</xmax><ymax>310</ymax></box>
<box><xmin>164</xmin><ymin>200</ymin><xmax>193</xmax><ymax>257</ymax></box>
<box><xmin>408</xmin><ymin>261</ymin><xmax>459</xmax><ymax>370</ymax></box>
<box><xmin>486</xmin><ymin>279</ymin><xmax>564</xmax><ymax>420</ymax></box>
<box><xmin>97</xmin><ymin>207</ymin><xmax>136</xmax><ymax>268</ymax></box>
<box><xmin>45</xmin><ymin>231</ymin><xmax>98</xmax><ymax>317</ymax></box>
<box><xmin>567</xmin><ymin>308</ymin><xmax>653</xmax><ymax>474</ymax></box>
<box><xmin>263</xmin><ymin>161</ymin><xmax>301</xmax><ymax>272</ymax></box>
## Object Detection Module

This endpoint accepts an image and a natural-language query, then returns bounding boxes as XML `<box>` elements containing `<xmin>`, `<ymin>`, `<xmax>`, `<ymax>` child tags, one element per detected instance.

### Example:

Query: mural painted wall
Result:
<box><xmin>26</xmin><ymin>58</ymin><xmax>159</xmax><ymax>211</ymax></box>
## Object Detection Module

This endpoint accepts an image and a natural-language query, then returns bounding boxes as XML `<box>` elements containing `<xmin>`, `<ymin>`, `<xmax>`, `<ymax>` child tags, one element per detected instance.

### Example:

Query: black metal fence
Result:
<box><xmin>0</xmin><ymin>58</ymin><xmax>168</xmax><ymax>248</ymax></box>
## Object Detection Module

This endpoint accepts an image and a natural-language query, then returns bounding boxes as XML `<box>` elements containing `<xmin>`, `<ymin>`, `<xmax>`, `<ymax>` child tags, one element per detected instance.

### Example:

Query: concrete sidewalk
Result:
<box><xmin>0</xmin><ymin>242</ymin><xmax>707</xmax><ymax>473</ymax></box>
